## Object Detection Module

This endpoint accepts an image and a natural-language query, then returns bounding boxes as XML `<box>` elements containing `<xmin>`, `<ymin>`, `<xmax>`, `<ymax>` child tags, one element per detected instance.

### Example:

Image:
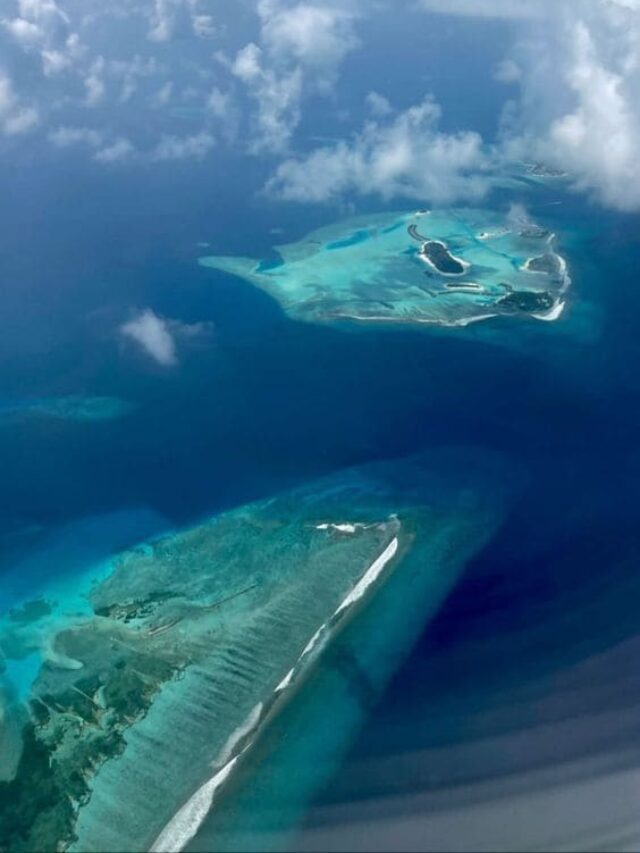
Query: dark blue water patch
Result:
<box><xmin>0</xmin><ymin>165</ymin><xmax>639</xmax><ymax>853</ymax></box>
<box><xmin>0</xmin><ymin>508</ymin><xmax>168</xmax><ymax>611</ymax></box>
<box><xmin>0</xmin><ymin>192</ymin><xmax>627</xmax><ymax>542</ymax></box>
<box><xmin>292</xmin><ymin>204</ymin><xmax>640</xmax><ymax>848</ymax></box>
<box><xmin>0</xmin><ymin>290</ymin><xmax>600</xmax><ymax>535</ymax></box>
<box><xmin>1</xmin><ymin>34</ymin><xmax>637</xmax><ymax>849</ymax></box>
<box><xmin>0</xmin><ymin>192</ymin><xmax>624</xmax><ymax>546</ymax></box>
<box><xmin>326</xmin><ymin>230</ymin><xmax>371</xmax><ymax>251</ymax></box>
<box><xmin>0</xmin><ymin>144</ymin><xmax>637</xmax><ymax>688</ymax></box>
<box><xmin>381</xmin><ymin>221</ymin><xmax>405</xmax><ymax>235</ymax></box>
<box><xmin>256</xmin><ymin>255</ymin><xmax>284</xmax><ymax>273</ymax></box>
<box><xmin>294</xmin><ymin>456</ymin><xmax>640</xmax><ymax>831</ymax></box>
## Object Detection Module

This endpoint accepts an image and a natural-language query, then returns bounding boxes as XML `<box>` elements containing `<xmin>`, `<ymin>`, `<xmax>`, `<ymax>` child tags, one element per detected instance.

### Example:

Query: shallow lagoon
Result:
<box><xmin>0</xmin><ymin>449</ymin><xmax>515</xmax><ymax>852</ymax></box>
<box><xmin>200</xmin><ymin>209</ymin><xmax>569</xmax><ymax>328</ymax></box>
<box><xmin>183</xmin><ymin>449</ymin><xmax>519</xmax><ymax>853</ymax></box>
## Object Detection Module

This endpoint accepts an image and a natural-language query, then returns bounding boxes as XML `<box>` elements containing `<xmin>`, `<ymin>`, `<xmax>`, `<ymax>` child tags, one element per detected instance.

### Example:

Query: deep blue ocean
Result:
<box><xmin>3</xmin><ymin>43</ymin><xmax>640</xmax><ymax>844</ymax></box>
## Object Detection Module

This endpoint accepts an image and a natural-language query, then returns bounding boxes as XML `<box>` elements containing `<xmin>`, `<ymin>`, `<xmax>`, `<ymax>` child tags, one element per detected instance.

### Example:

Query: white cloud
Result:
<box><xmin>229</xmin><ymin>1</ymin><xmax>360</xmax><ymax>152</ymax></box>
<box><xmin>232</xmin><ymin>42</ymin><xmax>262</xmax><ymax>82</ymax></box>
<box><xmin>206</xmin><ymin>85</ymin><xmax>238</xmax><ymax>141</ymax></box>
<box><xmin>2</xmin><ymin>0</ymin><xmax>639</xmax><ymax>214</ymax></box>
<box><xmin>150</xmin><ymin>130</ymin><xmax>214</xmax><ymax>161</ymax></box>
<box><xmin>43</xmin><ymin>33</ymin><xmax>83</xmax><ymax>75</ymax></box>
<box><xmin>0</xmin><ymin>70</ymin><xmax>38</xmax><ymax>135</ymax></box>
<box><xmin>231</xmin><ymin>42</ymin><xmax>302</xmax><ymax>152</ymax></box>
<box><xmin>267</xmin><ymin>96</ymin><xmax>489</xmax><ymax>203</ymax></box>
<box><xmin>412</xmin><ymin>0</ymin><xmax>640</xmax><ymax>210</ymax></box>
<box><xmin>3</xmin><ymin>17</ymin><xmax>42</xmax><ymax>44</ymax></box>
<box><xmin>94</xmin><ymin>137</ymin><xmax>135</xmax><ymax>162</ymax></box>
<box><xmin>2</xmin><ymin>0</ymin><xmax>83</xmax><ymax>78</ymax></box>
<box><xmin>148</xmin><ymin>0</ymin><xmax>215</xmax><ymax>42</ymax></box>
<box><xmin>4</xmin><ymin>104</ymin><xmax>39</xmax><ymax>134</ymax></box>
<box><xmin>18</xmin><ymin>0</ymin><xmax>69</xmax><ymax>22</ymax></box>
<box><xmin>206</xmin><ymin>86</ymin><xmax>228</xmax><ymax>118</ymax></box>
<box><xmin>120</xmin><ymin>309</ymin><xmax>178</xmax><ymax>366</ymax></box>
<box><xmin>148</xmin><ymin>0</ymin><xmax>180</xmax><ymax>42</ymax></box>
<box><xmin>506</xmin><ymin>202</ymin><xmax>532</xmax><ymax>229</ymax></box>
<box><xmin>84</xmin><ymin>56</ymin><xmax>105</xmax><ymax>105</ymax></box>
<box><xmin>499</xmin><ymin>1</ymin><xmax>640</xmax><ymax>209</ymax></box>
<box><xmin>107</xmin><ymin>55</ymin><xmax>162</xmax><ymax>105</ymax></box>
<box><xmin>260</xmin><ymin>1</ymin><xmax>358</xmax><ymax>76</ymax></box>
<box><xmin>3</xmin><ymin>0</ymin><xmax>70</xmax><ymax>47</ymax></box>
<box><xmin>42</xmin><ymin>48</ymin><xmax>69</xmax><ymax>74</ymax></box>
<box><xmin>0</xmin><ymin>1</ymin><xmax>220</xmax><ymax>158</ymax></box>
<box><xmin>48</xmin><ymin>125</ymin><xmax>212</xmax><ymax>165</ymax></box>
<box><xmin>191</xmin><ymin>12</ymin><xmax>215</xmax><ymax>38</ymax></box>
<box><xmin>120</xmin><ymin>308</ymin><xmax>213</xmax><ymax>366</ymax></box>
<box><xmin>365</xmin><ymin>91</ymin><xmax>392</xmax><ymax>118</ymax></box>
<box><xmin>494</xmin><ymin>58</ymin><xmax>521</xmax><ymax>84</ymax></box>
<box><xmin>0</xmin><ymin>0</ymin><xmax>359</xmax><ymax>163</ymax></box>
<box><xmin>417</xmin><ymin>0</ymin><xmax>542</xmax><ymax>19</ymax></box>
<box><xmin>154</xmin><ymin>81</ymin><xmax>173</xmax><ymax>106</ymax></box>
<box><xmin>541</xmin><ymin>20</ymin><xmax>639</xmax><ymax>207</ymax></box>
<box><xmin>47</xmin><ymin>126</ymin><xmax>134</xmax><ymax>162</ymax></box>
<box><xmin>48</xmin><ymin>124</ymin><xmax>102</xmax><ymax>146</ymax></box>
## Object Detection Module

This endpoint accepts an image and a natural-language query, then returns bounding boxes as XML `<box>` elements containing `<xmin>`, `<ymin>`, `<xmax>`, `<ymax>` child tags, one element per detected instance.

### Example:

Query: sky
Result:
<box><xmin>2</xmin><ymin>0</ymin><xmax>640</xmax><ymax>212</ymax></box>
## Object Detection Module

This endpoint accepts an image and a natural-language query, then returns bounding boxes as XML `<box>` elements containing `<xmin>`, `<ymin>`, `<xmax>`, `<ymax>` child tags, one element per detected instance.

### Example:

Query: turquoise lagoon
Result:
<box><xmin>0</xmin><ymin>449</ymin><xmax>515</xmax><ymax>852</ymax></box>
<box><xmin>183</xmin><ymin>450</ymin><xmax>519</xmax><ymax>853</ymax></box>
<box><xmin>200</xmin><ymin>209</ymin><xmax>569</xmax><ymax>328</ymax></box>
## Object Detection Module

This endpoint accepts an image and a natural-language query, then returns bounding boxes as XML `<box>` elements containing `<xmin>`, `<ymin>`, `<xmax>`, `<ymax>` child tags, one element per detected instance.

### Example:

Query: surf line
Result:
<box><xmin>150</xmin><ymin>534</ymin><xmax>400</xmax><ymax>853</ymax></box>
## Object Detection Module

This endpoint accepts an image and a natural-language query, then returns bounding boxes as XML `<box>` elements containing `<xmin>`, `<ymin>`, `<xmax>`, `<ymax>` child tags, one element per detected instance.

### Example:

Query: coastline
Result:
<box><xmin>418</xmin><ymin>239</ymin><xmax>471</xmax><ymax>276</ymax></box>
<box><xmin>150</xmin><ymin>533</ymin><xmax>402</xmax><ymax>853</ymax></box>
<box><xmin>200</xmin><ymin>207</ymin><xmax>571</xmax><ymax>331</ymax></box>
<box><xmin>532</xmin><ymin>299</ymin><xmax>566</xmax><ymax>322</ymax></box>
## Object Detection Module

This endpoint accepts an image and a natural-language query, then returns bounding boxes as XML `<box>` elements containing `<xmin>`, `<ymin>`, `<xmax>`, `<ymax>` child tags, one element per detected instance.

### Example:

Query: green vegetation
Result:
<box><xmin>421</xmin><ymin>240</ymin><xmax>466</xmax><ymax>274</ymax></box>
<box><xmin>499</xmin><ymin>290</ymin><xmax>555</xmax><ymax>313</ymax></box>
<box><xmin>0</xmin><ymin>636</ymin><xmax>183</xmax><ymax>853</ymax></box>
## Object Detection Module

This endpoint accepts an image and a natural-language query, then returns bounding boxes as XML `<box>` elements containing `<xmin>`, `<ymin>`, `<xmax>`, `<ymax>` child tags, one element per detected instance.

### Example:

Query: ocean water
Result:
<box><xmin>1</xmin><ymin>140</ymin><xmax>639</xmax><ymax>851</ymax></box>
<box><xmin>130</xmin><ymin>188</ymin><xmax>640</xmax><ymax>852</ymax></box>
<box><xmin>291</xmin><ymin>204</ymin><xmax>640</xmax><ymax>849</ymax></box>
<box><xmin>181</xmin><ymin>447</ymin><xmax>520</xmax><ymax>853</ymax></box>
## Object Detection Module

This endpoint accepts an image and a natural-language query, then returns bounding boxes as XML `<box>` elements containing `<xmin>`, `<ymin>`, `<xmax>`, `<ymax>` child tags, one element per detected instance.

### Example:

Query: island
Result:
<box><xmin>420</xmin><ymin>241</ymin><xmax>468</xmax><ymax>275</ymax></box>
<box><xmin>528</xmin><ymin>162</ymin><xmax>568</xmax><ymax>178</ymax></box>
<box><xmin>498</xmin><ymin>290</ymin><xmax>555</xmax><ymax>313</ymax></box>
<box><xmin>200</xmin><ymin>208</ymin><xmax>570</xmax><ymax>328</ymax></box>
<box><xmin>523</xmin><ymin>252</ymin><xmax>564</xmax><ymax>276</ymax></box>
<box><xmin>519</xmin><ymin>224</ymin><xmax>551</xmax><ymax>240</ymax></box>
<box><xmin>0</xmin><ymin>451</ymin><xmax>511</xmax><ymax>853</ymax></box>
